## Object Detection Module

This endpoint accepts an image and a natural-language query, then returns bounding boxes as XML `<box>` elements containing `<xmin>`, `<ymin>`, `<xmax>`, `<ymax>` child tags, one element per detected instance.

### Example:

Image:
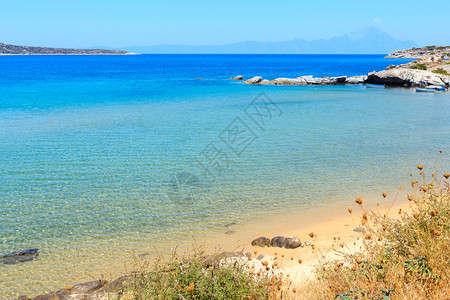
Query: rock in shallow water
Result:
<box><xmin>29</xmin><ymin>280</ymin><xmax>107</xmax><ymax>300</ymax></box>
<box><xmin>243</xmin><ymin>76</ymin><xmax>262</xmax><ymax>84</ymax></box>
<box><xmin>0</xmin><ymin>249</ymin><xmax>39</xmax><ymax>264</ymax></box>
<box><xmin>224</xmin><ymin>221</ymin><xmax>236</xmax><ymax>227</ymax></box>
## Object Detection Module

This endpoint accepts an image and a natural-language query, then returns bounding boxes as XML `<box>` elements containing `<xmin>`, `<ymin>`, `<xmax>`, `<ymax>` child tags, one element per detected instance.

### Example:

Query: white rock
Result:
<box><xmin>366</xmin><ymin>68</ymin><xmax>450</xmax><ymax>86</ymax></box>
<box><xmin>243</xmin><ymin>76</ymin><xmax>262</xmax><ymax>84</ymax></box>
<box><xmin>345</xmin><ymin>75</ymin><xmax>367</xmax><ymax>84</ymax></box>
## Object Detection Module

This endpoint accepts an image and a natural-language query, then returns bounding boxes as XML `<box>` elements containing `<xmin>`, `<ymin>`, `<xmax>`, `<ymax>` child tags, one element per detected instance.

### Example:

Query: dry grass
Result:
<box><xmin>300</xmin><ymin>165</ymin><xmax>449</xmax><ymax>299</ymax></box>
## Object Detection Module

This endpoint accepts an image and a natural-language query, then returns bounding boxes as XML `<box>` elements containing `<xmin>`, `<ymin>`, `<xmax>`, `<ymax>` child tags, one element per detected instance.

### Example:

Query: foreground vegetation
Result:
<box><xmin>304</xmin><ymin>166</ymin><xmax>449</xmax><ymax>299</ymax></box>
<box><xmin>116</xmin><ymin>249</ymin><xmax>280</xmax><ymax>299</ymax></box>
<box><xmin>116</xmin><ymin>164</ymin><xmax>449</xmax><ymax>299</ymax></box>
<box><xmin>432</xmin><ymin>68</ymin><xmax>450</xmax><ymax>76</ymax></box>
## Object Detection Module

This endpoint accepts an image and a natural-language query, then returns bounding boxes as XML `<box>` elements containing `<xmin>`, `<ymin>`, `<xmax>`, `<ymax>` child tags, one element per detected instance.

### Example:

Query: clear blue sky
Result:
<box><xmin>1</xmin><ymin>0</ymin><xmax>448</xmax><ymax>48</ymax></box>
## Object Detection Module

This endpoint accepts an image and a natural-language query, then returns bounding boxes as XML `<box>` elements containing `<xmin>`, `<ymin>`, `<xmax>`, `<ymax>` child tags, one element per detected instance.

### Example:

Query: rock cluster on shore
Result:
<box><xmin>251</xmin><ymin>236</ymin><xmax>311</xmax><ymax>249</ymax></box>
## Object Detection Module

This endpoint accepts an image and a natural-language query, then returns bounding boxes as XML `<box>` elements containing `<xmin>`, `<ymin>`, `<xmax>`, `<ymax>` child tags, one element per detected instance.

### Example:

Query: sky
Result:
<box><xmin>1</xmin><ymin>0</ymin><xmax>449</xmax><ymax>48</ymax></box>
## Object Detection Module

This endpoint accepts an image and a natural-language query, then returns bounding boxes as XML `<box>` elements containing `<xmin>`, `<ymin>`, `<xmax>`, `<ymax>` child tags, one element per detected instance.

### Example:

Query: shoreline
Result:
<box><xmin>22</xmin><ymin>188</ymin><xmax>414</xmax><ymax>299</ymax></box>
<box><xmin>232</xmin><ymin>197</ymin><xmax>413</xmax><ymax>286</ymax></box>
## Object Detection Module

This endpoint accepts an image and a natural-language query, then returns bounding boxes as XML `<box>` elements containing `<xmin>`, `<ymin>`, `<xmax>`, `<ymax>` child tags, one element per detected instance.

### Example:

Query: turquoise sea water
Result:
<box><xmin>0</xmin><ymin>55</ymin><xmax>449</xmax><ymax>298</ymax></box>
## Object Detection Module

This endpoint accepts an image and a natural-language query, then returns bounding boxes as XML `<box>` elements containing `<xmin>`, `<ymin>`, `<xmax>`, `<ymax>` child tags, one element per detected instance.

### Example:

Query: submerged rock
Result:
<box><xmin>30</xmin><ymin>280</ymin><xmax>107</xmax><ymax>300</ymax></box>
<box><xmin>1</xmin><ymin>249</ymin><xmax>39</xmax><ymax>264</ymax></box>
<box><xmin>224</xmin><ymin>221</ymin><xmax>236</xmax><ymax>227</ymax></box>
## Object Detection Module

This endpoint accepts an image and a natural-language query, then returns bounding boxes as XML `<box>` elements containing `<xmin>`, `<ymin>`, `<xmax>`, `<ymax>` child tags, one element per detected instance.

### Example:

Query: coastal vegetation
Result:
<box><xmin>117</xmin><ymin>249</ymin><xmax>279</xmax><ymax>299</ymax></box>
<box><xmin>410</xmin><ymin>63</ymin><xmax>427</xmax><ymax>70</ymax></box>
<box><xmin>302</xmin><ymin>165</ymin><xmax>449</xmax><ymax>299</ymax></box>
<box><xmin>111</xmin><ymin>164</ymin><xmax>449</xmax><ymax>300</ymax></box>
<box><xmin>432</xmin><ymin>68</ymin><xmax>450</xmax><ymax>76</ymax></box>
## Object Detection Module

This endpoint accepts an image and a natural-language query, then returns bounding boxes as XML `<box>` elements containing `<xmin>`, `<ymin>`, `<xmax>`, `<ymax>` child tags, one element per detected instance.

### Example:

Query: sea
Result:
<box><xmin>0</xmin><ymin>54</ymin><xmax>449</xmax><ymax>298</ymax></box>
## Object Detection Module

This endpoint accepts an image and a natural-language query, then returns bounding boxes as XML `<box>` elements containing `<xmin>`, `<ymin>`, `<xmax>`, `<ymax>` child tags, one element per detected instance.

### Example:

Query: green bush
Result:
<box><xmin>432</xmin><ymin>68</ymin><xmax>450</xmax><ymax>75</ymax></box>
<box><xmin>118</xmin><ymin>249</ymin><xmax>279</xmax><ymax>299</ymax></box>
<box><xmin>411</xmin><ymin>63</ymin><xmax>427</xmax><ymax>70</ymax></box>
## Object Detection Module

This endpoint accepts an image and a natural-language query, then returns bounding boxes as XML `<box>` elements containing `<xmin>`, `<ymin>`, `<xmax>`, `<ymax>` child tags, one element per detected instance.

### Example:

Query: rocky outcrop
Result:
<box><xmin>240</xmin><ymin>68</ymin><xmax>450</xmax><ymax>87</ymax></box>
<box><xmin>385</xmin><ymin>46</ymin><xmax>450</xmax><ymax>59</ymax></box>
<box><xmin>243</xmin><ymin>75</ymin><xmax>367</xmax><ymax>86</ymax></box>
<box><xmin>366</xmin><ymin>68</ymin><xmax>450</xmax><ymax>87</ymax></box>
<box><xmin>345</xmin><ymin>75</ymin><xmax>367</xmax><ymax>84</ymax></box>
<box><xmin>231</xmin><ymin>75</ymin><xmax>244</xmax><ymax>80</ymax></box>
<box><xmin>243</xmin><ymin>76</ymin><xmax>262</xmax><ymax>84</ymax></box>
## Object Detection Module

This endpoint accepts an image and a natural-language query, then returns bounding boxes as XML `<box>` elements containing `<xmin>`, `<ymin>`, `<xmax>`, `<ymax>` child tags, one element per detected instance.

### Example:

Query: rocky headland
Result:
<box><xmin>385</xmin><ymin>45</ymin><xmax>450</xmax><ymax>59</ymax></box>
<box><xmin>0</xmin><ymin>43</ymin><xmax>135</xmax><ymax>55</ymax></box>
<box><xmin>235</xmin><ymin>47</ymin><xmax>450</xmax><ymax>88</ymax></box>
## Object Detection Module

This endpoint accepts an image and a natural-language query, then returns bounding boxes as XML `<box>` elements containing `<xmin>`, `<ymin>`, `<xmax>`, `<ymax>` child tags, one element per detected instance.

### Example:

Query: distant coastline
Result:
<box><xmin>385</xmin><ymin>45</ymin><xmax>450</xmax><ymax>59</ymax></box>
<box><xmin>0</xmin><ymin>42</ymin><xmax>136</xmax><ymax>55</ymax></box>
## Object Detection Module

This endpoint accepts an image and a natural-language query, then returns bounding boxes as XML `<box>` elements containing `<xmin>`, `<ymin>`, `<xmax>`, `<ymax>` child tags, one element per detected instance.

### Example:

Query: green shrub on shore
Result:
<box><xmin>432</xmin><ymin>68</ymin><xmax>450</xmax><ymax>75</ymax></box>
<box><xmin>117</xmin><ymin>248</ymin><xmax>279</xmax><ymax>299</ymax></box>
<box><xmin>411</xmin><ymin>63</ymin><xmax>427</xmax><ymax>70</ymax></box>
<box><xmin>305</xmin><ymin>164</ymin><xmax>449</xmax><ymax>299</ymax></box>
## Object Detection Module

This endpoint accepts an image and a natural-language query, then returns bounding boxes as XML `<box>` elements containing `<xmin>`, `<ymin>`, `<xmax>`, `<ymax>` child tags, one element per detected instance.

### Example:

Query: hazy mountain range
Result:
<box><xmin>110</xmin><ymin>27</ymin><xmax>416</xmax><ymax>54</ymax></box>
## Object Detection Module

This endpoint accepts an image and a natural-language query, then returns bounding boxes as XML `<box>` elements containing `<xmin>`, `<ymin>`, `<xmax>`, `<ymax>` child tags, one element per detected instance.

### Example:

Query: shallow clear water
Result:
<box><xmin>0</xmin><ymin>55</ymin><xmax>449</xmax><ymax>298</ymax></box>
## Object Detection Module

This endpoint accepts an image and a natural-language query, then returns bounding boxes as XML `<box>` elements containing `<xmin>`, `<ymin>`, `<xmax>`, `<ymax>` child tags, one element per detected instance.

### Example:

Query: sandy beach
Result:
<box><xmin>201</xmin><ymin>191</ymin><xmax>414</xmax><ymax>290</ymax></box>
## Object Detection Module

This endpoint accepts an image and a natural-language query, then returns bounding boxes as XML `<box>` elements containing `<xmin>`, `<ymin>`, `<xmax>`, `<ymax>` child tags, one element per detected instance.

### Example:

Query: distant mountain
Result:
<box><xmin>0</xmin><ymin>43</ymin><xmax>134</xmax><ymax>55</ymax></box>
<box><xmin>121</xmin><ymin>27</ymin><xmax>417</xmax><ymax>54</ymax></box>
